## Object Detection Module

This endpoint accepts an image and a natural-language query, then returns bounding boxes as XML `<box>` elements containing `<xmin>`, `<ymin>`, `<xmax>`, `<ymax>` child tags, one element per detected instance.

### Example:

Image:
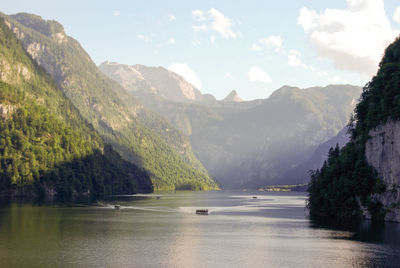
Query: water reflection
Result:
<box><xmin>0</xmin><ymin>191</ymin><xmax>399</xmax><ymax>267</ymax></box>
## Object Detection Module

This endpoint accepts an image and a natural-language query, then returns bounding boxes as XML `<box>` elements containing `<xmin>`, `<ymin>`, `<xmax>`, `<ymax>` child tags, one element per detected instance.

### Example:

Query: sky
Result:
<box><xmin>2</xmin><ymin>0</ymin><xmax>400</xmax><ymax>100</ymax></box>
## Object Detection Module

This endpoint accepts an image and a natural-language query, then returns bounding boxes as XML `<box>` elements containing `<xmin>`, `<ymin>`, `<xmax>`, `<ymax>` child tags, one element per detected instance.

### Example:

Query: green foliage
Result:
<box><xmin>1</xmin><ymin>12</ymin><xmax>218</xmax><ymax>191</ymax></box>
<box><xmin>307</xmin><ymin>144</ymin><xmax>384</xmax><ymax>224</ymax></box>
<box><xmin>353</xmin><ymin>36</ymin><xmax>400</xmax><ymax>138</ymax></box>
<box><xmin>0</xmin><ymin>18</ymin><xmax>152</xmax><ymax>197</ymax></box>
<box><xmin>307</xmin><ymin>37</ymin><xmax>400</xmax><ymax>224</ymax></box>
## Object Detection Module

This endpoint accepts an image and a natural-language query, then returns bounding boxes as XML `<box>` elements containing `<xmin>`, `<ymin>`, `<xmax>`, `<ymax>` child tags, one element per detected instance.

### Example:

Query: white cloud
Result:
<box><xmin>192</xmin><ymin>10</ymin><xmax>206</xmax><ymax>21</ymax></box>
<box><xmin>394</xmin><ymin>7</ymin><xmax>400</xmax><ymax>24</ymax></box>
<box><xmin>250</xmin><ymin>43</ymin><xmax>261</xmax><ymax>51</ymax></box>
<box><xmin>209</xmin><ymin>8</ymin><xmax>238</xmax><ymax>39</ymax></box>
<box><xmin>193</xmin><ymin>24</ymin><xmax>208</xmax><ymax>32</ymax></box>
<box><xmin>298</xmin><ymin>0</ymin><xmax>400</xmax><ymax>76</ymax></box>
<box><xmin>317</xmin><ymin>71</ymin><xmax>328</xmax><ymax>77</ymax></box>
<box><xmin>210</xmin><ymin>35</ymin><xmax>216</xmax><ymax>44</ymax></box>
<box><xmin>226</xmin><ymin>72</ymin><xmax>233</xmax><ymax>79</ymax></box>
<box><xmin>298</xmin><ymin>8</ymin><xmax>317</xmax><ymax>31</ymax></box>
<box><xmin>167</xmin><ymin>37</ymin><xmax>175</xmax><ymax>45</ymax></box>
<box><xmin>288</xmin><ymin>49</ymin><xmax>302</xmax><ymax>67</ymax></box>
<box><xmin>247</xmin><ymin>66</ymin><xmax>272</xmax><ymax>83</ymax></box>
<box><xmin>137</xmin><ymin>34</ymin><xmax>151</xmax><ymax>42</ymax></box>
<box><xmin>260</xmin><ymin>35</ymin><xmax>283</xmax><ymax>52</ymax></box>
<box><xmin>113</xmin><ymin>10</ymin><xmax>120</xmax><ymax>17</ymax></box>
<box><xmin>168</xmin><ymin>14</ymin><xmax>176</xmax><ymax>21</ymax></box>
<box><xmin>168</xmin><ymin>63</ymin><xmax>203</xmax><ymax>89</ymax></box>
<box><xmin>332</xmin><ymin>75</ymin><xmax>342</xmax><ymax>83</ymax></box>
<box><xmin>191</xmin><ymin>8</ymin><xmax>238</xmax><ymax>41</ymax></box>
<box><xmin>331</xmin><ymin>75</ymin><xmax>348</xmax><ymax>84</ymax></box>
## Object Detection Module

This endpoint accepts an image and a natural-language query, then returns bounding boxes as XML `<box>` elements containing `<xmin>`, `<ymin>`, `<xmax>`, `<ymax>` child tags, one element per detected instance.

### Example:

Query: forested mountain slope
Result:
<box><xmin>0</xmin><ymin>18</ymin><xmax>152</xmax><ymax>197</ymax></box>
<box><xmin>1</xmin><ymin>12</ymin><xmax>218</xmax><ymax>191</ymax></box>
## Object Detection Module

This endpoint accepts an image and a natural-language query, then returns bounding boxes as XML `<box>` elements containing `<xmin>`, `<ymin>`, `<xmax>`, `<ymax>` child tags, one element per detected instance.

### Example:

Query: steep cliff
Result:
<box><xmin>365</xmin><ymin>121</ymin><xmax>400</xmax><ymax>222</ymax></box>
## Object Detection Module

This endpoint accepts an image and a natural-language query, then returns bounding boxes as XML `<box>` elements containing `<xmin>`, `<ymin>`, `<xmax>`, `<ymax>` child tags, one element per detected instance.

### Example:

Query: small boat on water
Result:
<box><xmin>196</xmin><ymin>209</ymin><xmax>208</xmax><ymax>215</ymax></box>
<box><xmin>114</xmin><ymin>204</ymin><xmax>121</xmax><ymax>210</ymax></box>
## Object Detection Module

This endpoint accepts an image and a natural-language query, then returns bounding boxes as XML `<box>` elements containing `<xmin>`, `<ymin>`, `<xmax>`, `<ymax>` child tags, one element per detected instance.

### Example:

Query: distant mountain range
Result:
<box><xmin>100</xmin><ymin>61</ymin><xmax>362</xmax><ymax>189</ymax></box>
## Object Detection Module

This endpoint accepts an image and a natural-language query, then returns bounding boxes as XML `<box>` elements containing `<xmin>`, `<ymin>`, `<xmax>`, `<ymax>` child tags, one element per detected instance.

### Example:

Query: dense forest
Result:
<box><xmin>1</xmin><ymin>12</ymin><xmax>219</xmax><ymax>191</ymax></box>
<box><xmin>0</xmin><ymin>18</ymin><xmax>153</xmax><ymax>197</ymax></box>
<box><xmin>307</xmin><ymin>36</ymin><xmax>400</xmax><ymax>224</ymax></box>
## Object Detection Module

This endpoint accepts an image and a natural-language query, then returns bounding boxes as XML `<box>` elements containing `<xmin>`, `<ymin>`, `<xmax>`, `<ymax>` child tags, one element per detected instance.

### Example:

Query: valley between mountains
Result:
<box><xmin>100</xmin><ymin>61</ymin><xmax>361</xmax><ymax>189</ymax></box>
<box><xmin>0</xmin><ymin>12</ymin><xmax>362</xmax><ymax>195</ymax></box>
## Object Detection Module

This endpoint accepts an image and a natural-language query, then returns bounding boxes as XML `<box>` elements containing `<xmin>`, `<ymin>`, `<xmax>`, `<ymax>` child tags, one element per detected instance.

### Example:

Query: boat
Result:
<box><xmin>114</xmin><ymin>204</ymin><xmax>121</xmax><ymax>210</ymax></box>
<box><xmin>196</xmin><ymin>209</ymin><xmax>208</xmax><ymax>215</ymax></box>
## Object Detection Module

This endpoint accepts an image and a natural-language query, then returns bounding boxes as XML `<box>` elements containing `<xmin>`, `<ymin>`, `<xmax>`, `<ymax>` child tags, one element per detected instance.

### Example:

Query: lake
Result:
<box><xmin>0</xmin><ymin>191</ymin><xmax>399</xmax><ymax>267</ymax></box>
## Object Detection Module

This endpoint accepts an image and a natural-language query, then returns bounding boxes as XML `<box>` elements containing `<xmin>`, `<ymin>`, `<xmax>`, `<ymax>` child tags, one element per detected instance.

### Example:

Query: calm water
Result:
<box><xmin>0</xmin><ymin>191</ymin><xmax>399</xmax><ymax>268</ymax></box>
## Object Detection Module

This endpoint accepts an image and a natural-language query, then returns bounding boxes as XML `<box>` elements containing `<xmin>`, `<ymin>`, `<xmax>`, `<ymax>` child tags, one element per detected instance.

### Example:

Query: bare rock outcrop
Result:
<box><xmin>365</xmin><ymin>120</ymin><xmax>400</xmax><ymax>222</ymax></box>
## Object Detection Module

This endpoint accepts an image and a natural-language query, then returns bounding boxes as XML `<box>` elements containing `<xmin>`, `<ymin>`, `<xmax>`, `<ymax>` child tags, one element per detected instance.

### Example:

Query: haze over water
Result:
<box><xmin>0</xmin><ymin>191</ymin><xmax>399</xmax><ymax>267</ymax></box>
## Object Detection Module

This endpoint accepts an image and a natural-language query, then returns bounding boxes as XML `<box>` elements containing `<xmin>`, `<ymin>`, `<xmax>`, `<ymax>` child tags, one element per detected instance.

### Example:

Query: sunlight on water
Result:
<box><xmin>0</xmin><ymin>191</ymin><xmax>399</xmax><ymax>267</ymax></box>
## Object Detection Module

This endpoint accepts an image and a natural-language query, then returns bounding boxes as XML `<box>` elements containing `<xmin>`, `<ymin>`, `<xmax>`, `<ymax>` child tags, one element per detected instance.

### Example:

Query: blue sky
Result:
<box><xmin>2</xmin><ymin>0</ymin><xmax>400</xmax><ymax>100</ymax></box>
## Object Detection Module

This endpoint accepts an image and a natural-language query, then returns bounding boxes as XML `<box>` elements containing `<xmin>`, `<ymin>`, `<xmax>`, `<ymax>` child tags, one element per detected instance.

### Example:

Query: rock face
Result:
<box><xmin>365</xmin><ymin>120</ymin><xmax>400</xmax><ymax>222</ymax></box>
<box><xmin>99</xmin><ymin>62</ymin><xmax>207</xmax><ymax>103</ymax></box>
<box><xmin>0</xmin><ymin>104</ymin><xmax>15</xmax><ymax>118</ymax></box>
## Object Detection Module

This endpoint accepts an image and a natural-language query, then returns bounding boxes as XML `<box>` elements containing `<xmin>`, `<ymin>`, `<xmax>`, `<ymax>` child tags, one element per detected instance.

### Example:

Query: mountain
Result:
<box><xmin>99</xmin><ymin>61</ymin><xmax>210</xmax><ymax>103</ymax></box>
<box><xmin>222</xmin><ymin>90</ymin><xmax>243</xmax><ymax>102</ymax></box>
<box><xmin>308</xmin><ymin>36</ymin><xmax>400</xmax><ymax>223</ymax></box>
<box><xmin>0</xmin><ymin>18</ymin><xmax>152</xmax><ymax>197</ymax></box>
<box><xmin>99</xmin><ymin>61</ymin><xmax>362</xmax><ymax>189</ymax></box>
<box><xmin>279</xmin><ymin>126</ymin><xmax>350</xmax><ymax>185</ymax></box>
<box><xmin>195</xmin><ymin>84</ymin><xmax>361</xmax><ymax>189</ymax></box>
<box><xmin>1</xmin><ymin>12</ymin><xmax>218</xmax><ymax>191</ymax></box>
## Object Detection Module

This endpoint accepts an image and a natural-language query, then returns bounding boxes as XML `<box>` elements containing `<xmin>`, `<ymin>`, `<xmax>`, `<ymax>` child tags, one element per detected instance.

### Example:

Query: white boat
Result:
<box><xmin>196</xmin><ymin>209</ymin><xmax>208</xmax><ymax>215</ymax></box>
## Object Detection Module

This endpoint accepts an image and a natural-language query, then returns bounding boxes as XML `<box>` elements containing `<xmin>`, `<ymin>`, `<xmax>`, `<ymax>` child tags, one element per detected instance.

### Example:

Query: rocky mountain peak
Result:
<box><xmin>223</xmin><ymin>90</ymin><xmax>243</xmax><ymax>102</ymax></box>
<box><xmin>100</xmin><ymin>62</ymin><xmax>209</xmax><ymax>103</ymax></box>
